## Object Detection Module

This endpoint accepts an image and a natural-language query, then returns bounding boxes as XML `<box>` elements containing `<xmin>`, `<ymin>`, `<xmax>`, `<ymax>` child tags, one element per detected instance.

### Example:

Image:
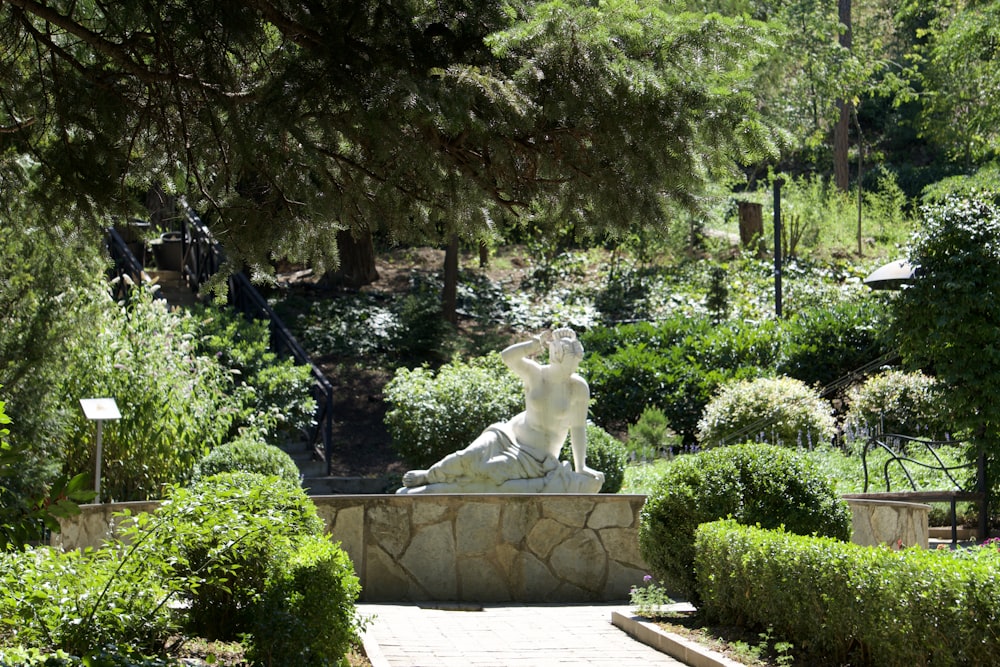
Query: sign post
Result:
<box><xmin>79</xmin><ymin>398</ymin><xmax>121</xmax><ymax>501</ymax></box>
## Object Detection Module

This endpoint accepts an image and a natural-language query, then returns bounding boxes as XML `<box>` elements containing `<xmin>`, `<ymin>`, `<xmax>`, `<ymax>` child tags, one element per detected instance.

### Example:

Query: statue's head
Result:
<box><xmin>548</xmin><ymin>328</ymin><xmax>584</xmax><ymax>367</ymax></box>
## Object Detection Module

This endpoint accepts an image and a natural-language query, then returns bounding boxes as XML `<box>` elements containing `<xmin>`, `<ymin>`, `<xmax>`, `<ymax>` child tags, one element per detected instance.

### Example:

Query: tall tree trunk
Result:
<box><xmin>834</xmin><ymin>0</ymin><xmax>852</xmax><ymax>192</ymax></box>
<box><xmin>442</xmin><ymin>233</ymin><xmax>459</xmax><ymax>325</ymax></box>
<box><xmin>325</xmin><ymin>229</ymin><xmax>379</xmax><ymax>288</ymax></box>
<box><xmin>737</xmin><ymin>201</ymin><xmax>765</xmax><ymax>257</ymax></box>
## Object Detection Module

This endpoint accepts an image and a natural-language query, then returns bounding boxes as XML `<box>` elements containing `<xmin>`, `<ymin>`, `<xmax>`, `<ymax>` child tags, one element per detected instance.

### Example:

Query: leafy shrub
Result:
<box><xmin>890</xmin><ymin>196</ymin><xmax>1000</xmax><ymax>516</ymax></box>
<box><xmin>638</xmin><ymin>443</ymin><xmax>850</xmax><ymax>601</ymax></box>
<box><xmin>559</xmin><ymin>424</ymin><xmax>628</xmax><ymax>494</ymax></box>
<box><xmin>0</xmin><ymin>545</ymin><xmax>176</xmax><ymax>658</ymax></box>
<box><xmin>192</xmin><ymin>435</ymin><xmax>301</xmax><ymax>485</ymax></box>
<box><xmin>58</xmin><ymin>287</ymin><xmax>238</xmax><ymax>502</ymax></box>
<box><xmin>384</xmin><ymin>353</ymin><xmax>522</xmax><ymax>468</ymax></box>
<box><xmin>778</xmin><ymin>298</ymin><xmax>891</xmax><ymax>389</ymax></box>
<box><xmin>131</xmin><ymin>472</ymin><xmax>325</xmax><ymax>640</ymax></box>
<box><xmin>247</xmin><ymin>535</ymin><xmax>363</xmax><ymax>667</ymax></box>
<box><xmin>54</xmin><ymin>287</ymin><xmax>319</xmax><ymax>503</ymax></box>
<box><xmin>583</xmin><ymin>344</ymin><xmax>674</xmax><ymax>431</ymax></box>
<box><xmin>695</xmin><ymin>520</ymin><xmax>1000</xmax><ymax>667</ymax></box>
<box><xmin>0</xmin><ymin>646</ymin><xmax>183</xmax><ymax>666</ymax></box>
<box><xmin>581</xmin><ymin>315</ymin><xmax>774</xmax><ymax>442</ymax></box>
<box><xmin>182</xmin><ymin>306</ymin><xmax>317</xmax><ymax>441</ymax></box>
<box><xmin>697</xmin><ymin>375</ymin><xmax>835</xmax><ymax>448</ymax></box>
<box><xmin>845</xmin><ymin>369</ymin><xmax>951</xmax><ymax>440</ymax></box>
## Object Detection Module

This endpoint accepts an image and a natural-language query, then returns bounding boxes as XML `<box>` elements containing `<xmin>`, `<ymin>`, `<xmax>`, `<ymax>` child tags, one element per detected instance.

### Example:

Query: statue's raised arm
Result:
<box><xmin>398</xmin><ymin>328</ymin><xmax>605</xmax><ymax>494</ymax></box>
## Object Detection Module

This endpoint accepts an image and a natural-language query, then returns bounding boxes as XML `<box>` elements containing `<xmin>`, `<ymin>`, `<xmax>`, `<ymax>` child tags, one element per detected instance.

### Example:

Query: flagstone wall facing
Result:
<box><xmin>55</xmin><ymin>494</ymin><xmax>650</xmax><ymax>603</ymax></box>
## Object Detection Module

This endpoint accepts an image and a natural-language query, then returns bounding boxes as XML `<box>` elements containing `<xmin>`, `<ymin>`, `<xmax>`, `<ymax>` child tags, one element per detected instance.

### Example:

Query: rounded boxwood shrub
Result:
<box><xmin>844</xmin><ymin>369</ymin><xmax>951</xmax><ymax>440</ymax></box>
<box><xmin>696</xmin><ymin>375</ymin><xmax>835</xmax><ymax>448</ymax></box>
<box><xmin>638</xmin><ymin>443</ymin><xmax>851</xmax><ymax>601</ymax></box>
<box><xmin>559</xmin><ymin>423</ymin><xmax>628</xmax><ymax>493</ymax></box>
<box><xmin>192</xmin><ymin>434</ymin><xmax>301</xmax><ymax>485</ymax></box>
<box><xmin>248</xmin><ymin>534</ymin><xmax>363</xmax><ymax>667</ymax></box>
<box><xmin>384</xmin><ymin>352</ymin><xmax>522</xmax><ymax>468</ymax></box>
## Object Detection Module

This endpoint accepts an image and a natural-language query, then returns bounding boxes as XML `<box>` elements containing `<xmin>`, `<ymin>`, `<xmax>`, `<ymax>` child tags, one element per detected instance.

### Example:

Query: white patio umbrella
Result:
<box><xmin>864</xmin><ymin>259</ymin><xmax>916</xmax><ymax>290</ymax></box>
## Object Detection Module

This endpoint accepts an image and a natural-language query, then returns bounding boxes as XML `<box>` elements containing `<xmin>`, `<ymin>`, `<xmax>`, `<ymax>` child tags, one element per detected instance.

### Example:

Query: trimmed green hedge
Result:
<box><xmin>695</xmin><ymin>520</ymin><xmax>1000</xmax><ymax>667</ymax></box>
<box><xmin>248</xmin><ymin>535</ymin><xmax>363</xmax><ymax>667</ymax></box>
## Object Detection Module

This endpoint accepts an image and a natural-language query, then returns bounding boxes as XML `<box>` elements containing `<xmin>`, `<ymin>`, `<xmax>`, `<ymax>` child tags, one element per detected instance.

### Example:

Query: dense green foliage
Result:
<box><xmin>0</xmin><ymin>646</ymin><xmax>183</xmax><ymax>667</ymax></box>
<box><xmin>581</xmin><ymin>297</ymin><xmax>888</xmax><ymax>442</ymax></box>
<box><xmin>53</xmin><ymin>287</ymin><xmax>316</xmax><ymax>503</ymax></box>
<box><xmin>248</xmin><ymin>535</ymin><xmax>363</xmax><ymax>667</ymax></box>
<box><xmin>559</xmin><ymin>424</ymin><xmax>628</xmax><ymax>494</ymax></box>
<box><xmin>776</xmin><ymin>298</ymin><xmax>891</xmax><ymax>389</ymax></box>
<box><xmin>695</xmin><ymin>521</ymin><xmax>1000</xmax><ymax>667</ymax></box>
<box><xmin>384</xmin><ymin>353</ymin><xmax>523</xmax><ymax>468</ymax></box>
<box><xmin>0</xmin><ymin>473</ymin><xmax>362</xmax><ymax>666</ymax></box>
<box><xmin>581</xmin><ymin>317</ymin><xmax>772</xmax><ymax>440</ymax></box>
<box><xmin>192</xmin><ymin>436</ymin><xmax>301</xmax><ymax>486</ymax></box>
<box><xmin>134</xmin><ymin>472</ymin><xmax>325</xmax><ymax>641</ymax></box>
<box><xmin>0</xmin><ymin>544</ymin><xmax>177</xmax><ymax>658</ymax></box>
<box><xmin>1</xmin><ymin>0</ymin><xmax>778</xmax><ymax>273</ymax></box>
<box><xmin>2</xmin><ymin>395</ymin><xmax>95</xmax><ymax>550</ymax></box>
<box><xmin>890</xmin><ymin>196</ymin><xmax>1000</xmax><ymax>510</ymax></box>
<box><xmin>180</xmin><ymin>307</ymin><xmax>317</xmax><ymax>441</ymax></box>
<box><xmin>639</xmin><ymin>443</ymin><xmax>850</xmax><ymax>601</ymax></box>
<box><xmin>697</xmin><ymin>375</ymin><xmax>836</xmax><ymax>448</ymax></box>
<box><xmin>59</xmin><ymin>289</ymin><xmax>236</xmax><ymax>502</ymax></box>
<box><xmin>277</xmin><ymin>285</ymin><xmax>454</xmax><ymax>364</ymax></box>
<box><xmin>0</xmin><ymin>204</ymin><xmax>108</xmax><ymax>503</ymax></box>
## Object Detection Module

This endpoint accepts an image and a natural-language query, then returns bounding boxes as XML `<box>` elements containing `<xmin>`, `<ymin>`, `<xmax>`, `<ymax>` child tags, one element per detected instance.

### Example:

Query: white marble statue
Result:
<box><xmin>396</xmin><ymin>327</ymin><xmax>605</xmax><ymax>494</ymax></box>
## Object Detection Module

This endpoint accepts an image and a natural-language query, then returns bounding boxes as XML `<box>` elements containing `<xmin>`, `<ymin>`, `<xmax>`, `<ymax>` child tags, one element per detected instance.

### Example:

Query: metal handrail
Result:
<box><xmin>860</xmin><ymin>433</ymin><xmax>972</xmax><ymax>495</ymax></box>
<box><xmin>106</xmin><ymin>226</ymin><xmax>157</xmax><ymax>301</ymax></box>
<box><xmin>851</xmin><ymin>433</ymin><xmax>988</xmax><ymax>545</ymax></box>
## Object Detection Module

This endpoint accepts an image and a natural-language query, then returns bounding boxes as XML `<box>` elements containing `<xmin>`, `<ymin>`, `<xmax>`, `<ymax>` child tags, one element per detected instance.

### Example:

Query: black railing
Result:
<box><xmin>106</xmin><ymin>208</ymin><xmax>336</xmax><ymax>474</ymax></box>
<box><xmin>106</xmin><ymin>226</ymin><xmax>155</xmax><ymax>302</ymax></box>
<box><xmin>845</xmin><ymin>433</ymin><xmax>988</xmax><ymax>545</ymax></box>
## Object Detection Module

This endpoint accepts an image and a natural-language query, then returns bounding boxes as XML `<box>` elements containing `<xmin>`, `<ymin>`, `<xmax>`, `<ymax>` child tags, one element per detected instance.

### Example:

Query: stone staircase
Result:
<box><xmin>275</xmin><ymin>436</ymin><xmax>390</xmax><ymax>494</ymax></box>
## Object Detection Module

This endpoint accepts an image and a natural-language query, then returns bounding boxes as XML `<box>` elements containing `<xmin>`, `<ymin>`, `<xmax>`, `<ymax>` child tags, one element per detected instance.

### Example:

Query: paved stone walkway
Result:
<box><xmin>357</xmin><ymin>603</ymin><xmax>687</xmax><ymax>667</ymax></box>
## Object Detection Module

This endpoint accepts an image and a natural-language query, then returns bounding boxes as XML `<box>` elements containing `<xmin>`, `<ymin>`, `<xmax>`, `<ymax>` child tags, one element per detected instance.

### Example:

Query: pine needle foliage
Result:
<box><xmin>1</xmin><ymin>1</ymin><xmax>779</xmax><ymax>272</ymax></box>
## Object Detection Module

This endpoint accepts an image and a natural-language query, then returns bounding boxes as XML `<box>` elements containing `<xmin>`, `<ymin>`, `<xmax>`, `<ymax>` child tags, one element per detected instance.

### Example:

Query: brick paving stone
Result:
<box><xmin>358</xmin><ymin>603</ymin><xmax>688</xmax><ymax>667</ymax></box>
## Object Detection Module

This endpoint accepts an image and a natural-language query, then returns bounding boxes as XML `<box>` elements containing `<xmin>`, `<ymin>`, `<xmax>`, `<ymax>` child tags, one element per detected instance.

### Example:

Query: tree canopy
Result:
<box><xmin>891</xmin><ymin>196</ymin><xmax>1000</xmax><ymax>458</ymax></box>
<box><xmin>1</xmin><ymin>0</ymin><xmax>779</xmax><ymax>271</ymax></box>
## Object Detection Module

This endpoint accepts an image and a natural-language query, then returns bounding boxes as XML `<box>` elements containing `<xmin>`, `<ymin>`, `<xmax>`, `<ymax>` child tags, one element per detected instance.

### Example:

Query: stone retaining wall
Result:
<box><xmin>56</xmin><ymin>495</ymin><xmax>922</xmax><ymax>602</ymax></box>
<box><xmin>54</xmin><ymin>494</ymin><xmax>649</xmax><ymax>603</ymax></box>
<box><xmin>845</xmin><ymin>497</ymin><xmax>929</xmax><ymax>549</ymax></box>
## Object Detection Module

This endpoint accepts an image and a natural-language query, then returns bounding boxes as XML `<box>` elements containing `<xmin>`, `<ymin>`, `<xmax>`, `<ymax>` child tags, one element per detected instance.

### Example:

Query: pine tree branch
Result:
<box><xmin>243</xmin><ymin>0</ymin><xmax>324</xmax><ymax>50</ymax></box>
<box><xmin>3</xmin><ymin>0</ymin><xmax>259</xmax><ymax>99</ymax></box>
